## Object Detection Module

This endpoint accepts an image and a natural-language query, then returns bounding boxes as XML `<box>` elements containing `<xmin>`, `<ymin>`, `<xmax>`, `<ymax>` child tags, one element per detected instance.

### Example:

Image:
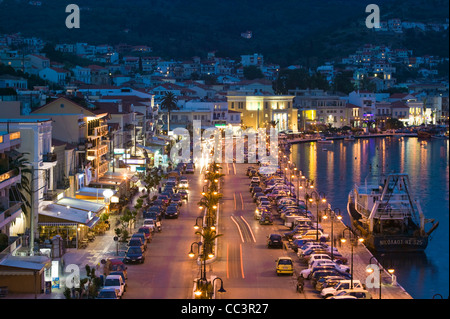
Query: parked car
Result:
<box><xmin>127</xmin><ymin>237</ymin><xmax>145</xmax><ymax>252</ymax></box>
<box><xmin>137</xmin><ymin>227</ymin><xmax>152</xmax><ymax>242</ymax></box>
<box><xmin>104</xmin><ymin>275</ymin><xmax>125</xmax><ymax>298</ymax></box>
<box><xmin>293</xmin><ymin>229</ymin><xmax>329</xmax><ymax>242</ymax></box>
<box><xmin>321</xmin><ymin>280</ymin><xmax>364</xmax><ymax>298</ymax></box>
<box><xmin>108</xmin><ymin>271</ymin><xmax>127</xmax><ymax>289</ymax></box>
<box><xmin>124</xmin><ymin>246</ymin><xmax>145</xmax><ymax>264</ymax></box>
<box><xmin>185</xmin><ymin>164</ymin><xmax>195</xmax><ymax>174</ymax></box>
<box><xmin>143</xmin><ymin>219</ymin><xmax>156</xmax><ymax>232</ymax></box>
<box><xmin>308</xmin><ymin>254</ymin><xmax>333</xmax><ymax>267</ymax></box>
<box><xmin>106</xmin><ymin>259</ymin><xmax>128</xmax><ymax>279</ymax></box>
<box><xmin>97</xmin><ymin>287</ymin><xmax>120</xmax><ymax>299</ymax></box>
<box><xmin>259</xmin><ymin>212</ymin><xmax>274</xmax><ymax>225</ymax></box>
<box><xmin>131</xmin><ymin>233</ymin><xmax>147</xmax><ymax>250</ymax></box>
<box><xmin>276</xmin><ymin>257</ymin><xmax>294</xmax><ymax>276</ymax></box>
<box><xmin>327</xmin><ymin>289</ymin><xmax>372</xmax><ymax>299</ymax></box>
<box><xmin>267</xmin><ymin>234</ymin><xmax>283</xmax><ymax>249</ymax></box>
<box><xmin>165</xmin><ymin>205</ymin><xmax>180</xmax><ymax>218</ymax></box>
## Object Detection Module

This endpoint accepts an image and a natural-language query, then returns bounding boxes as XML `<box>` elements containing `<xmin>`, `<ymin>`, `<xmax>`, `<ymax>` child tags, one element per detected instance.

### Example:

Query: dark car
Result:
<box><xmin>165</xmin><ymin>205</ymin><xmax>179</xmax><ymax>219</ymax></box>
<box><xmin>137</xmin><ymin>227</ymin><xmax>152</xmax><ymax>242</ymax></box>
<box><xmin>143</xmin><ymin>210</ymin><xmax>161</xmax><ymax>221</ymax></box>
<box><xmin>267</xmin><ymin>234</ymin><xmax>283</xmax><ymax>249</ymax></box>
<box><xmin>124</xmin><ymin>246</ymin><xmax>145</xmax><ymax>264</ymax></box>
<box><xmin>127</xmin><ymin>238</ymin><xmax>145</xmax><ymax>252</ymax></box>
<box><xmin>311</xmin><ymin>270</ymin><xmax>344</xmax><ymax>287</ymax></box>
<box><xmin>178</xmin><ymin>189</ymin><xmax>188</xmax><ymax>200</ymax></box>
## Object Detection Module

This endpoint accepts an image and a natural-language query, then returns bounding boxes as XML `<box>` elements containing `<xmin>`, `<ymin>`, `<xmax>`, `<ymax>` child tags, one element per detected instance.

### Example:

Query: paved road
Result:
<box><xmin>123</xmin><ymin>162</ymin><xmax>322</xmax><ymax>299</ymax></box>
<box><xmin>122</xmin><ymin>170</ymin><xmax>207</xmax><ymax>299</ymax></box>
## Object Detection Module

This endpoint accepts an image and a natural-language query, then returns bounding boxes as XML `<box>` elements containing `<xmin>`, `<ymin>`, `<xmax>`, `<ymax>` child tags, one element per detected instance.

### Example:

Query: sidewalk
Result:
<box><xmin>2</xmin><ymin>191</ymin><xmax>148</xmax><ymax>299</ymax></box>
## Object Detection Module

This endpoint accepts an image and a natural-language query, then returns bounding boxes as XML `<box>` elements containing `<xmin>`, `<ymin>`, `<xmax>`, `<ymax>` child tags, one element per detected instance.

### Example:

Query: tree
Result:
<box><xmin>243</xmin><ymin>65</ymin><xmax>264</xmax><ymax>80</ymax></box>
<box><xmin>160</xmin><ymin>92</ymin><xmax>179</xmax><ymax>133</ymax></box>
<box><xmin>10</xmin><ymin>153</ymin><xmax>32</xmax><ymax>217</ymax></box>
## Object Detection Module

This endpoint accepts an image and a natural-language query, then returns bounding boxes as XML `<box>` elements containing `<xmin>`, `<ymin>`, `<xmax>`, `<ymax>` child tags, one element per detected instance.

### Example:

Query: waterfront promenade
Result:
<box><xmin>279</xmin><ymin>145</ymin><xmax>413</xmax><ymax>299</ymax></box>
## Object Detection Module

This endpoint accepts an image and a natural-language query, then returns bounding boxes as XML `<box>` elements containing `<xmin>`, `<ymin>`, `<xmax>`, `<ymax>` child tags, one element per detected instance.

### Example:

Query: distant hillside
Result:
<box><xmin>0</xmin><ymin>0</ymin><xmax>447</xmax><ymax>66</ymax></box>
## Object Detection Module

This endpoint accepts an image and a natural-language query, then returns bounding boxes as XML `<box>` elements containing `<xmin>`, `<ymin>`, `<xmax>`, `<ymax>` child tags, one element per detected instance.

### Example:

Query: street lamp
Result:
<box><xmin>306</xmin><ymin>190</ymin><xmax>326</xmax><ymax>242</ymax></box>
<box><xmin>323</xmin><ymin>208</ymin><xmax>342</xmax><ymax>261</ymax></box>
<box><xmin>194</xmin><ymin>217</ymin><xmax>203</xmax><ymax>230</ymax></box>
<box><xmin>210</xmin><ymin>277</ymin><xmax>226</xmax><ymax>299</ymax></box>
<box><xmin>340</xmin><ymin>227</ymin><xmax>364</xmax><ymax>288</ymax></box>
<box><xmin>367</xmin><ymin>255</ymin><xmax>395</xmax><ymax>299</ymax></box>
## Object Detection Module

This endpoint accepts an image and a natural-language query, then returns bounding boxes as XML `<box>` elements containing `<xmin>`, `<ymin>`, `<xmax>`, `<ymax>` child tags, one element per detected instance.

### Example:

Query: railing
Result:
<box><xmin>0</xmin><ymin>168</ymin><xmax>20</xmax><ymax>186</ymax></box>
<box><xmin>88</xmin><ymin>124</ymin><xmax>108</xmax><ymax>138</ymax></box>
<box><xmin>98</xmin><ymin>161</ymin><xmax>109</xmax><ymax>176</ymax></box>
<box><xmin>0</xmin><ymin>236</ymin><xmax>23</xmax><ymax>262</ymax></box>
<box><xmin>43</xmin><ymin>152</ymin><xmax>57</xmax><ymax>162</ymax></box>
<box><xmin>0</xmin><ymin>201</ymin><xmax>22</xmax><ymax>219</ymax></box>
<box><xmin>86</xmin><ymin>143</ymin><xmax>108</xmax><ymax>158</ymax></box>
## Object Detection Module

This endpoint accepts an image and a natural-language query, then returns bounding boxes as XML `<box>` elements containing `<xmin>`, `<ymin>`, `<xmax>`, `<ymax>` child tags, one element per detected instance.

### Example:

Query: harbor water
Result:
<box><xmin>291</xmin><ymin>136</ymin><xmax>449</xmax><ymax>299</ymax></box>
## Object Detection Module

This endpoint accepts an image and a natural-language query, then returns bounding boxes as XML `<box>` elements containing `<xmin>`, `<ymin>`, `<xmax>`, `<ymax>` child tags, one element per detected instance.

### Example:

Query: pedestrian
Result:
<box><xmin>297</xmin><ymin>275</ymin><xmax>304</xmax><ymax>293</ymax></box>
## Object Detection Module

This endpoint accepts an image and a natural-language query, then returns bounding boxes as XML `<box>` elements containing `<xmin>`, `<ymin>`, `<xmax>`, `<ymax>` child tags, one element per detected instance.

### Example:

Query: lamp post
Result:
<box><xmin>367</xmin><ymin>254</ymin><xmax>395</xmax><ymax>299</ymax></box>
<box><xmin>306</xmin><ymin>190</ymin><xmax>326</xmax><ymax>242</ymax></box>
<box><xmin>340</xmin><ymin>227</ymin><xmax>364</xmax><ymax>288</ymax></box>
<box><xmin>323</xmin><ymin>208</ymin><xmax>342</xmax><ymax>261</ymax></box>
<box><xmin>189</xmin><ymin>241</ymin><xmax>204</xmax><ymax>279</ymax></box>
<box><xmin>210</xmin><ymin>277</ymin><xmax>226</xmax><ymax>299</ymax></box>
<box><xmin>194</xmin><ymin>217</ymin><xmax>203</xmax><ymax>230</ymax></box>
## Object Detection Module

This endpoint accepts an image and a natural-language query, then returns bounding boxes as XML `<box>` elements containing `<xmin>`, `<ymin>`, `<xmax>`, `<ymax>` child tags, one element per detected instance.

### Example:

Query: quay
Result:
<box><xmin>285</xmin><ymin>133</ymin><xmax>418</xmax><ymax>144</ymax></box>
<box><xmin>277</xmin><ymin>145</ymin><xmax>413</xmax><ymax>299</ymax></box>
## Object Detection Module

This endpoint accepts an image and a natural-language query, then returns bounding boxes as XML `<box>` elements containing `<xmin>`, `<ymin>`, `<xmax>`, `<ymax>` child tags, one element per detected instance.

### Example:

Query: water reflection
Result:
<box><xmin>292</xmin><ymin>137</ymin><xmax>449</xmax><ymax>299</ymax></box>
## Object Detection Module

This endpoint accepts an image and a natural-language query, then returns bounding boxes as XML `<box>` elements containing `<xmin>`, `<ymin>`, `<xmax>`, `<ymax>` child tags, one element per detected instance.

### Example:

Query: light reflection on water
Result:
<box><xmin>291</xmin><ymin>137</ymin><xmax>449</xmax><ymax>299</ymax></box>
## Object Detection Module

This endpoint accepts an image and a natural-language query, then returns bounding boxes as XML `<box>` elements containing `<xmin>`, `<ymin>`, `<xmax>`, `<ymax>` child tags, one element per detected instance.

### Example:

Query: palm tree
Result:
<box><xmin>160</xmin><ymin>92</ymin><xmax>179</xmax><ymax>134</ymax></box>
<box><xmin>10</xmin><ymin>153</ymin><xmax>32</xmax><ymax>217</ymax></box>
<box><xmin>195</xmin><ymin>228</ymin><xmax>223</xmax><ymax>258</ymax></box>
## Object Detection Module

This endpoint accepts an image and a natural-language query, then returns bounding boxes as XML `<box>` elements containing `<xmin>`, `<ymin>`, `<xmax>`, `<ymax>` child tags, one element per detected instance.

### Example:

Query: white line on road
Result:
<box><xmin>240</xmin><ymin>216</ymin><xmax>256</xmax><ymax>243</ymax></box>
<box><xmin>230</xmin><ymin>216</ymin><xmax>244</xmax><ymax>243</ymax></box>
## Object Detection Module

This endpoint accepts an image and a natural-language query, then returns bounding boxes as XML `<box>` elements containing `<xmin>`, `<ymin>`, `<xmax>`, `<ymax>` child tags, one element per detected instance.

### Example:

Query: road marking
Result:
<box><xmin>240</xmin><ymin>216</ymin><xmax>256</xmax><ymax>243</ymax></box>
<box><xmin>230</xmin><ymin>216</ymin><xmax>244</xmax><ymax>243</ymax></box>
<box><xmin>233</xmin><ymin>162</ymin><xmax>236</xmax><ymax>175</ymax></box>
<box><xmin>233</xmin><ymin>193</ymin><xmax>237</xmax><ymax>210</ymax></box>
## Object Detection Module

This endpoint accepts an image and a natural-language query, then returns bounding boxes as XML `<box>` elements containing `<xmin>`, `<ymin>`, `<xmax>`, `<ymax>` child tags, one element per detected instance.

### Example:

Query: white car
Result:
<box><xmin>293</xmin><ymin>229</ymin><xmax>329</xmax><ymax>241</ymax></box>
<box><xmin>326</xmin><ymin>288</ymin><xmax>372</xmax><ymax>299</ymax></box>
<box><xmin>143</xmin><ymin>219</ymin><xmax>156</xmax><ymax>232</ymax></box>
<box><xmin>104</xmin><ymin>275</ymin><xmax>126</xmax><ymax>298</ymax></box>
<box><xmin>251</xmin><ymin>176</ymin><xmax>260</xmax><ymax>183</ymax></box>
<box><xmin>308</xmin><ymin>254</ymin><xmax>333</xmax><ymax>267</ymax></box>
<box><xmin>178</xmin><ymin>178</ymin><xmax>189</xmax><ymax>189</ymax></box>
<box><xmin>321</xmin><ymin>280</ymin><xmax>364</xmax><ymax>298</ymax></box>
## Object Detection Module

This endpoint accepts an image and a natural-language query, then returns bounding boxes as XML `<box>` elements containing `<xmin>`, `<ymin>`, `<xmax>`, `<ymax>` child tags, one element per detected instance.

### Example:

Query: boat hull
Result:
<box><xmin>347</xmin><ymin>199</ymin><xmax>428</xmax><ymax>253</ymax></box>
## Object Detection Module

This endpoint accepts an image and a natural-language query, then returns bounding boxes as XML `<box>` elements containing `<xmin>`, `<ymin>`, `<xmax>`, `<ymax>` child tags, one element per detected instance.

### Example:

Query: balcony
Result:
<box><xmin>0</xmin><ymin>131</ymin><xmax>21</xmax><ymax>152</ymax></box>
<box><xmin>86</xmin><ymin>143</ymin><xmax>109</xmax><ymax>160</ymax></box>
<box><xmin>43</xmin><ymin>152</ymin><xmax>57</xmax><ymax>162</ymax></box>
<box><xmin>98</xmin><ymin>161</ymin><xmax>109</xmax><ymax>177</ymax></box>
<box><xmin>88</xmin><ymin>124</ymin><xmax>108</xmax><ymax>138</ymax></box>
<box><xmin>0</xmin><ymin>201</ymin><xmax>22</xmax><ymax>230</ymax></box>
<box><xmin>0</xmin><ymin>168</ymin><xmax>21</xmax><ymax>190</ymax></box>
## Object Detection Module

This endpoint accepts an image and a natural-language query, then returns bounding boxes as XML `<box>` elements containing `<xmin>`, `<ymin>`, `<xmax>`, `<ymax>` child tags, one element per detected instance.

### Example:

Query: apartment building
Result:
<box><xmin>227</xmin><ymin>91</ymin><xmax>297</xmax><ymax>132</ymax></box>
<box><xmin>0</xmin><ymin>130</ymin><xmax>24</xmax><ymax>237</ymax></box>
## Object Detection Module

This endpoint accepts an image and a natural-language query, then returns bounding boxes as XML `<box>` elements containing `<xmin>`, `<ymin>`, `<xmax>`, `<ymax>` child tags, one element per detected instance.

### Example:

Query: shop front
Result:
<box><xmin>38</xmin><ymin>197</ymin><xmax>105</xmax><ymax>249</ymax></box>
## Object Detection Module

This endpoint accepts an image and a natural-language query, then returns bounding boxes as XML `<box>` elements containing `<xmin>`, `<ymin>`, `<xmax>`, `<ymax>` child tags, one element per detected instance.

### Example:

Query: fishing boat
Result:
<box><xmin>347</xmin><ymin>173</ymin><xmax>439</xmax><ymax>252</ymax></box>
<box><xmin>317</xmin><ymin>138</ymin><xmax>333</xmax><ymax>144</ymax></box>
